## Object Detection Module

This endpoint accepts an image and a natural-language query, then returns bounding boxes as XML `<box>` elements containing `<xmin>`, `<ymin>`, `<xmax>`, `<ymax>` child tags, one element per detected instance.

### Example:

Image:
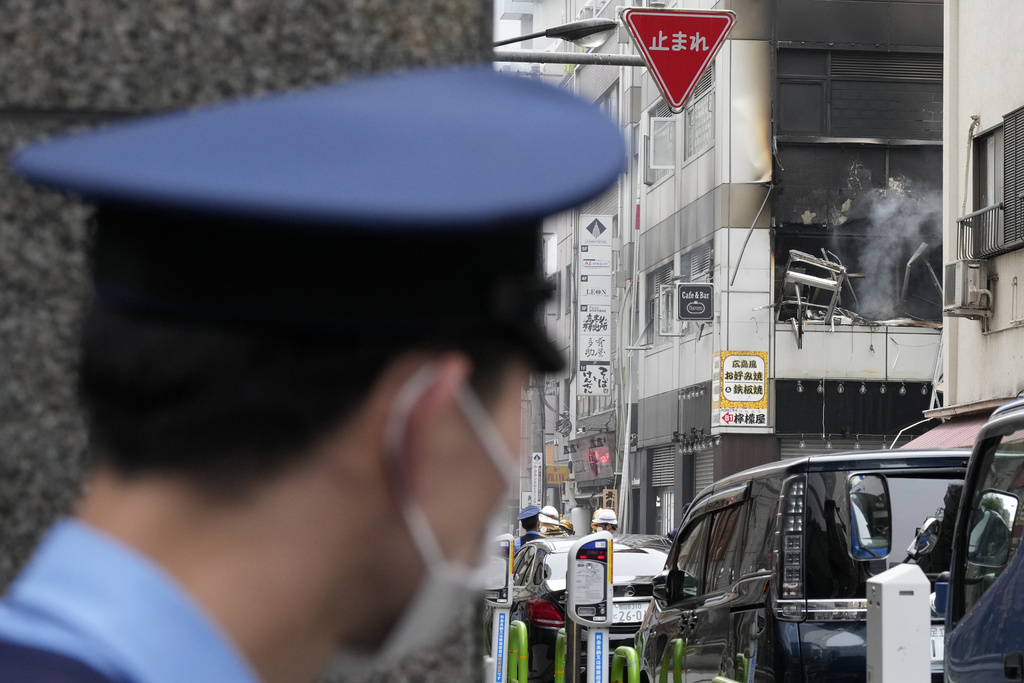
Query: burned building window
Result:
<box><xmin>774</xmin><ymin>141</ymin><xmax>943</xmax><ymax>325</ymax></box>
<box><xmin>776</xmin><ymin>50</ymin><xmax>942</xmax><ymax>140</ymax></box>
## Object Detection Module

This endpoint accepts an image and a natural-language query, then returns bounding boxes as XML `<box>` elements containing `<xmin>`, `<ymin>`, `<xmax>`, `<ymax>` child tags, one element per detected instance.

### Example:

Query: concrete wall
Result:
<box><xmin>0</xmin><ymin>2</ymin><xmax>491</xmax><ymax>681</ymax></box>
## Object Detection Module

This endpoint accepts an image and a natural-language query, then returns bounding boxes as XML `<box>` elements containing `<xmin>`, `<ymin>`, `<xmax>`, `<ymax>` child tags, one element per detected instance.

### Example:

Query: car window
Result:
<box><xmin>513</xmin><ymin>545</ymin><xmax>537</xmax><ymax>586</ymax></box>
<box><xmin>614</xmin><ymin>548</ymin><xmax>669</xmax><ymax>577</ymax></box>
<box><xmin>961</xmin><ymin>439</ymin><xmax>1024</xmax><ymax>617</ymax></box>
<box><xmin>804</xmin><ymin>471</ymin><xmax>964</xmax><ymax>600</ymax></box>
<box><xmin>545</xmin><ymin>550</ymin><xmax>568</xmax><ymax>580</ymax></box>
<box><xmin>738</xmin><ymin>476</ymin><xmax>782</xmax><ymax>576</ymax></box>
<box><xmin>705</xmin><ymin>503</ymin><xmax>747</xmax><ymax>593</ymax></box>
<box><xmin>532</xmin><ymin>548</ymin><xmax>550</xmax><ymax>585</ymax></box>
<box><xmin>674</xmin><ymin>515</ymin><xmax>711</xmax><ymax>599</ymax></box>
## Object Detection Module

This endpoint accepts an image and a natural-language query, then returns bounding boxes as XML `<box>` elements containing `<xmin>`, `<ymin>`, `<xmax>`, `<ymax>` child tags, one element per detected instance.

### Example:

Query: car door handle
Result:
<box><xmin>1006</xmin><ymin>651</ymin><xmax>1023</xmax><ymax>681</ymax></box>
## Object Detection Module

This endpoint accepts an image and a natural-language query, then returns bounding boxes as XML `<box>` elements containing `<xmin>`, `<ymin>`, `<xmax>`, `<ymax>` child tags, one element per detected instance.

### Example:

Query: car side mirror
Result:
<box><xmin>967</xmin><ymin>490</ymin><xmax>1019</xmax><ymax>567</ymax></box>
<box><xmin>652</xmin><ymin>570</ymin><xmax>669</xmax><ymax>604</ymax></box>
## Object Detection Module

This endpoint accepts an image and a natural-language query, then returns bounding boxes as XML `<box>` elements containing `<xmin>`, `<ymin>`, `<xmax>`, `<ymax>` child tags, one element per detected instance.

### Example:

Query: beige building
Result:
<box><xmin>923</xmin><ymin>0</ymin><xmax>1024</xmax><ymax>444</ymax></box>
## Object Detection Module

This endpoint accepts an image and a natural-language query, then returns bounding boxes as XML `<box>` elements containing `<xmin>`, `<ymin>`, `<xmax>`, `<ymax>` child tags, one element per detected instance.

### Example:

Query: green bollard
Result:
<box><xmin>611</xmin><ymin>646</ymin><xmax>640</xmax><ymax>683</ymax></box>
<box><xmin>508</xmin><ymin>620</ymin><xmax>529</xmax><ymax>683</ymax></box>
<box><xmin>554</xmin><ymin>628</ymin><xmax>567</xmax><ymax>683</ymax></box>
<box><xmin>658</xmin><ymin>638</ymin><xmax>685</xmax><ymax>683</ymax></box>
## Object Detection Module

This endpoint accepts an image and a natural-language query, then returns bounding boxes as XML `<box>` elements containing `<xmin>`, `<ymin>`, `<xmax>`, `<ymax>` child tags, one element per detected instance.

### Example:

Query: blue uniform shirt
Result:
<box><xmin>0</xmin><ymin>520</ymin><xmax>259</xmax><ymax>683</ymax></box>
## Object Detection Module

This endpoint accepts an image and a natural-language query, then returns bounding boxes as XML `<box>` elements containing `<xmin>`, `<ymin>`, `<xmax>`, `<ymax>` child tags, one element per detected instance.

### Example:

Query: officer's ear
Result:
<box><xmin>401</xmin><ymin>354</ymin><xmax>473</xmax><ymax>449</ymax></box>
<box><xmin>373</xmin><ymin>353</ymin><xmax>473</xmax><ymax>478</ymax></box>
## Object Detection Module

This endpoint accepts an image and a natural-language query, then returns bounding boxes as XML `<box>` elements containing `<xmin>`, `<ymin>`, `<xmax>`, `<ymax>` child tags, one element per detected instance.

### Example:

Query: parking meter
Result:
<box><xmin>566</xmin><ymin>531</ymin><xmax>614</xmax><ymax>683</ymax></box>
<box><xmin>484</xmin><ymin>534</ymin><xmax>514</xmax><ymax>683</ymax></box>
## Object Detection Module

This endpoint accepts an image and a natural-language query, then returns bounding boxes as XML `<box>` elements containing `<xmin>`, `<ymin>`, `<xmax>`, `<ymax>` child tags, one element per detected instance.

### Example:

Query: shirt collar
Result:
<box><xmin>2</xmin><ymin>519</ymin><xmax>260</xmax><ymax>683</ymax></box>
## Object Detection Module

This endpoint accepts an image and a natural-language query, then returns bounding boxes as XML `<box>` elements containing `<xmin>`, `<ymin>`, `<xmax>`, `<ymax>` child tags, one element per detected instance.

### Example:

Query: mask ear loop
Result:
<box><xmin>455</xmin><ymin>387</ymin><xmax>520</xmax><ymax>491</ymax></box>
<box><xmin>384</xmin><ymin>363</ymin><xmax>522</xmax><ymax>572</ymax></box>
<box><xmin>383</xmin><ymin>363</ymin><xmax>448</xmax><ymax>569</ymax></box>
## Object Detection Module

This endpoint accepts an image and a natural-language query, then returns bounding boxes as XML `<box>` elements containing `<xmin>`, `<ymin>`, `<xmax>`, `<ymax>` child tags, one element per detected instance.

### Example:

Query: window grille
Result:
<box><xmin>650</xmin><ymin>445</ymin><xmax>676</xmax><ymax>487</ymax></box>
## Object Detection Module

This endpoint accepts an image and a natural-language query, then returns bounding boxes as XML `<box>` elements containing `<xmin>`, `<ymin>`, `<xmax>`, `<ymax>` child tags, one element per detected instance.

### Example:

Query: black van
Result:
<box><xmin>634</xmin><ymin>449</ymin><xmax>968</xmax><ymax>683</ymax></box>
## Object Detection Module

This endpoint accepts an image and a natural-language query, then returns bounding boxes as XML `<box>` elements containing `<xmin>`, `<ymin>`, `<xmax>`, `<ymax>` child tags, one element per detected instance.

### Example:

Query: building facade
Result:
<box><xmin>498</xmin><ymin>0</ymin><xmax>944</xmax><ymax>534</ymax></box>
<box><xmin>931</xmin><ymin>1</ymin><xmax>1024</xmax><ymax>442</ymax></box>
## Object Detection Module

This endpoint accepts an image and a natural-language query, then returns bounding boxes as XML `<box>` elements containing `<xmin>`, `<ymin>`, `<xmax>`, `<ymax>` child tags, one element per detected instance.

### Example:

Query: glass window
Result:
<box><xmin>738</xmin><ymin>477</ymin><xmax>782</xmax><ymax>577</ymax></box>
<box><xmin>974</xmin><ymin>129</ymin><xmax>1003</xmax><ymax>210</ymax></box>
<box><xmin>778</xmin><ymin>82</ymin><xmax>825</xmax><ymax>134</ymax></box>
<box><xmin>650</xmin><ymin>117</ymin><xmax>676</xmax><ymax>169</ymax></box>
<box><xmin>961</xmin><ymin>439</ymin><xmax>1024</xmax><ymax>617</ymax></box>
<box><xmin>804</xmin><ymin>472</ymin><xmax>964</xmax><ymax>600</ymax></box>
<box><xmin>514</xmin><ymin>545</ymin><xmax>537</xmax><ymax>586</ymax></box>
<box><xmin>684</xmin><ymin>91</ymin><xmax>714</xmax><ymax>159</ymax></box>
<box><xmin>673</xmin><ymin>515</ymin><xmax>711</xmax><ymax>600</ymax></box>
<box><xmin>706</xmin><ymin>504</ymin><xmax>747</xmax><ymax>593</ymax></box>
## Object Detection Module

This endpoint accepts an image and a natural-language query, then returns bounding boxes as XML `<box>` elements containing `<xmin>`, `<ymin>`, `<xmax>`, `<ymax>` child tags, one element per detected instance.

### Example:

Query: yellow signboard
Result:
<box><xmin>713</xmin><ymin>351</ymin><xmax>769</xmax><ymax>427</ymax></box>
<box><xmin>546</xmin><ymin>465</ymin><xmax>570</xmax><ymax>484</ymax></box>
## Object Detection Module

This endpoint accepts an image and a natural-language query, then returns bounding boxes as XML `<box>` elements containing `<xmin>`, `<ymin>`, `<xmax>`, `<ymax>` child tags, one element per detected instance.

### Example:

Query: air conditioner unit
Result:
<box><xmin>943</xmin><ymin>259</ymin><xmax>992</xmax><ymax>318</ymax></box>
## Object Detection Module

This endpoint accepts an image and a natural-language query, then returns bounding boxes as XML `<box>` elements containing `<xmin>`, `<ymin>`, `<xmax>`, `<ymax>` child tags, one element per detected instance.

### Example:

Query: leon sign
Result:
<box><xmin>621</xmin><ymin>8</ymin><xmax>735</xmax><ymax>113</ymax></box>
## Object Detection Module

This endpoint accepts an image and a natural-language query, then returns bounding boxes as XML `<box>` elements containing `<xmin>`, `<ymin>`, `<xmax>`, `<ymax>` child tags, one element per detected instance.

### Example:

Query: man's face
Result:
<box><xmin>596</xmin><ymin>523</ymin><xmax>615</xmax><ymax>532</ymax></box>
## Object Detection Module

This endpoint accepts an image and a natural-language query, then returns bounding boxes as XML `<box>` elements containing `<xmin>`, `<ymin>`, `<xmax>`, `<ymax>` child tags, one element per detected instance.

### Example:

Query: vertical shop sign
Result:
<box><xmin>578</xmin><ymin>215</ymin><xmax>613</xmax><ymax>396</ymax></box>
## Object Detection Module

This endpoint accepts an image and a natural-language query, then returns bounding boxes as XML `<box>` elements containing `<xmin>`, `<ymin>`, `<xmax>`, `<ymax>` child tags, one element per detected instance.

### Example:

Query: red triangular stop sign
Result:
<box><xmin>622</xmin><ymin>9</ymin><xmax>735</xmax><ymax>113</ymax></box>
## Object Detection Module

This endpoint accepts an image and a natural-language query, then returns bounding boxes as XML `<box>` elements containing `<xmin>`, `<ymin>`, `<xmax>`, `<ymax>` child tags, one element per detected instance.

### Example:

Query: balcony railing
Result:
<box><xmin>957</xmin><ymin>203</ymin><xmax>1004</xmax><ymax>259</ymax></box>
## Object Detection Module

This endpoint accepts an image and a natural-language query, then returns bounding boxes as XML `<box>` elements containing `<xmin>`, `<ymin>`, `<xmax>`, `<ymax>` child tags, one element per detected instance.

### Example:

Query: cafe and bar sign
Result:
<box><xmin>676</xmin><ymin>282</ymin><xmax>714</xmax><ymax>322</ymax></box>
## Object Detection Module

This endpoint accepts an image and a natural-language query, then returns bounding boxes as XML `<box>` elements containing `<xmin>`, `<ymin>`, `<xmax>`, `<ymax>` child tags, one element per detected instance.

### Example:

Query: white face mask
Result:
<box><xmin>325</xmin><ymin>364</ymin><xmax>519</xmax><ymax>673</ymax></box>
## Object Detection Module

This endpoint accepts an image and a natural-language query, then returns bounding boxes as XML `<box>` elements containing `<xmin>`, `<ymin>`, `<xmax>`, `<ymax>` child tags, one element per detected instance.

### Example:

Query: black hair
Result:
<box><xmin>520</xmin><ymin>514</ymin><xmax>540</xmax><ymax>532</ymax></box>
<box><xmin>78</xmin><ymin>302</ymin><xmax>524</xmax><ymax>495</ymax></box>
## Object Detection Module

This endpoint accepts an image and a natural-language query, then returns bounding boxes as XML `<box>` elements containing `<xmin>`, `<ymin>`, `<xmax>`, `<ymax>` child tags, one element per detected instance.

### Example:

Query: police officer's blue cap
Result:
<box><xmin>10</xmin><ymin>65</ymin><xmax>626</xmax><ymax>372</ymax></box>
<box><xmin>517</xmin><ymin>505</ymin><xmax>541</xmax><ymax>521</ymax></box>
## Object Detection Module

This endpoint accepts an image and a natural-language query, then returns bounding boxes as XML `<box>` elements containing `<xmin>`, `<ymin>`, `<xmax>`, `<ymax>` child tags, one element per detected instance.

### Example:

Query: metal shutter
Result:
<box><xmin>694</xmin><ymin>449</ymin><xmax>715</xmax><ymax>496</ymax></box>
<box><xmin>650</xmin><ymin>445</ymin><xmax>676</xmax><ymax>487</ymax></box>
<box><xmin>1004</xmin><ymin>106</ymin><xmax>1024</xmax><ymax>248</ymax></box>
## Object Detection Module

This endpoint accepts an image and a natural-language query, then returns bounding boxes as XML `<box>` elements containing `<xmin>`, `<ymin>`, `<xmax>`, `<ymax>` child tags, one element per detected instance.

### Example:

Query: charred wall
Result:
<box><xmin>775</xmin><ymin>0</ymin><xmax>942</xmax><ymax>51</ymax></box>
<box><xmin>771</xmin><ymin>25</ymin><xmax>944</xmax><ymax>323</ymax></box>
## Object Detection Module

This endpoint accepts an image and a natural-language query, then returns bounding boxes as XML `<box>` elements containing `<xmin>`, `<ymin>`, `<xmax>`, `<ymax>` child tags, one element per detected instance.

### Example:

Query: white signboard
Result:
<box><xmin>531</xmin><ymin>452</ymin><xmax>544</xmax><ymax>502</ymax></box>
<box><xmin>578</xmin><ymin>216</ymin><xmax>613</xmax><ymax>397</ymax></box>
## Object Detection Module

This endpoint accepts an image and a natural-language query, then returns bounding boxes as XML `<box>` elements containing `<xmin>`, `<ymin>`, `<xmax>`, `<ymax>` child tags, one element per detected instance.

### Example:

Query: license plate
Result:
<box><xmin>930</xmin><ymin>625</ymin><xmax>944</xmax><ymax>661</ymax></box>
<box><xmin>613</xmin><ymin>601</ymin><xmax>649</xmax><ymax>624</ymax></box>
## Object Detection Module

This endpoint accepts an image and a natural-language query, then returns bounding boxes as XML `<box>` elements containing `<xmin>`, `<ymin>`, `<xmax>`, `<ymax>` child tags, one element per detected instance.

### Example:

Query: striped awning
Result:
<box><xmin>900</xmin><ymin>415</ymin><xmax>990</xmax><ymax>450</ymax></box>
